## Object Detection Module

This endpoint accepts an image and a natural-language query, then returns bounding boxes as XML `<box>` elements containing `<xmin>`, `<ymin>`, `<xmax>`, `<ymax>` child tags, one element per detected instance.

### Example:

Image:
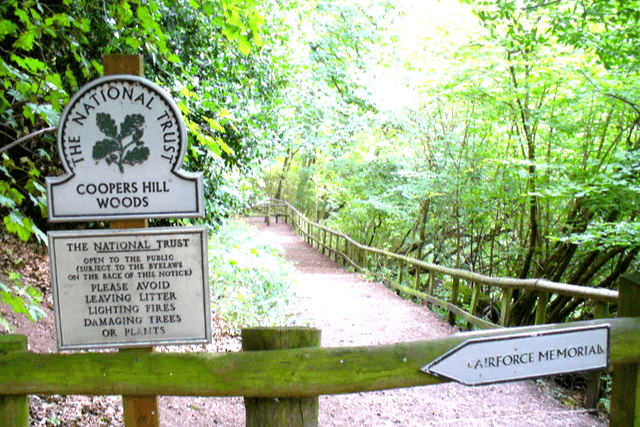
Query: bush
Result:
<box><xmin>208</xmin><ymin>219</ymin><xmax>297</xmax><ymax>335</ymax></box>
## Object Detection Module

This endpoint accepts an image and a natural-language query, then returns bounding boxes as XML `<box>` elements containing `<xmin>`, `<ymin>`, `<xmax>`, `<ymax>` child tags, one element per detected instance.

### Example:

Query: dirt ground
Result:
<box><xmin>1</xmin><ymin>218</ymin><xmax>609</xmax><ymax>426</ymax></box>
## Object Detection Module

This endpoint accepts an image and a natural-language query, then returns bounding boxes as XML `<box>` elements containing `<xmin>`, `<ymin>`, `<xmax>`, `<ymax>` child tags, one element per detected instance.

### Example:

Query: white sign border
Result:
<box><xmin>48</xmin><ymin>226</ymin><xmax>212</xmax><ymax>350</ymax></box>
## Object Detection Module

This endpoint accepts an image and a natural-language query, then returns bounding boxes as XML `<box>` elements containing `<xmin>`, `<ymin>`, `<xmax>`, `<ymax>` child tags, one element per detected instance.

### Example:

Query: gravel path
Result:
<box><xmin>253</xmin><ymin>218</ymin><xmax>609</xmax><ymax>427</ymax></box>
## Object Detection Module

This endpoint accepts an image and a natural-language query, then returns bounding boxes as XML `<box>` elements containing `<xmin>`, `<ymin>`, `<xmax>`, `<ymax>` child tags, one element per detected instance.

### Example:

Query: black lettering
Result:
<box><xmin>122</xmin><ymin>86</ymin><xmax>133</xmax><ymax>100</ymax></box>
<box><xmin>107</xmin><ymin>87</ymin><xmax>120</xmax><ymax>100</ymax></box>
<box><xmin>72</xmin><ymin>111</ymin><xmax>87</xmax><ymax>126</ymax></box>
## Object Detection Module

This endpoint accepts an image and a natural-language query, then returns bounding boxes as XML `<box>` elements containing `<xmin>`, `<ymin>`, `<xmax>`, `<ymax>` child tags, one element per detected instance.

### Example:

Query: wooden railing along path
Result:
<box><xmin>251</xmin><ymin>199</ymin><xmax>618</xmax><ymax>330</ymax></box>
<box><xmin>250</xmin><ymin>198</ymin><xmax>631</xmax><ymax>418</ymax></box>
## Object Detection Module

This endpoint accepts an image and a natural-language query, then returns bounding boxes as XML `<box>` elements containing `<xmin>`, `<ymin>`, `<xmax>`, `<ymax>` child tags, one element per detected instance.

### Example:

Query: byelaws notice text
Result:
<box><xmin>48</xmin><ymin>227</ymin><xmax>211</xmax><ymax>350</ymax></box>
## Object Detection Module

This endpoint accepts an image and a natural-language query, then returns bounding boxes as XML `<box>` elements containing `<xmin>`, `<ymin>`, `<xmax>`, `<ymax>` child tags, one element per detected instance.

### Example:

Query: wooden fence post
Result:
<box><xmin>104</xmin><ymin>53</ymin><xmax>159</xmax><ymax>427</ymax></box>
<box><xmin>610</xmin><ymin>273</ymin><xmax>640</xmax><ymax>426</ymax></box>
<box><xmin>0</xmin><ymin>335</ymin><xmax>28</xmax><ymax>427</ymax></box>
<box><xmin>343</xmin><ymin>237</ymin><xmax>348</xmax><ymax>266</ymax></box>
<box><xmin>322</xmin><ymin>229</ymin><xmax>327</xmax><ymax>255</ymax></box>
<box><xmin>500</xmin><ymin>288</ymin><xmax>513</xmax><ymax>327</ymax></box>
<box><xmin>396</xmin><ymin>260</ymin><xmax>404</xmax><ymax>286</ymax></box>
<box><xmin>427</xmin><ymin>271</ymin><xmax>435</xmax><ymax>296</ymax></box>
<box><xmin>266</xmin><ymin>203</ymin><xmax>271</xmax><ymax>226</ymax></box>
<box><xmin>535</xmin><ymin>291</ymin><xmax>549</xmax><ymax>325</ymax></box>
<box><xmin>242</xmin><ymin>327</ymin><xmax>321</xmax><ymax>427</ymax></box>
<box><xmin>468</xmin><ymin>282</ymin><xmax>480</xmax><ymax>330</ymax></box>
<box><xmin>584</xmin><ymin>300</ymin><xmax>609</xmax><ymax>409</ymax></box>
<box><xmin>448</xmin><ymin>277</ymin><xmax>460</xmax><ymax>326</ymax></box>
<box><xmin>413</xmin><ymin>268</ymin><xmax>421</xmax><ymax>290</ymax></box>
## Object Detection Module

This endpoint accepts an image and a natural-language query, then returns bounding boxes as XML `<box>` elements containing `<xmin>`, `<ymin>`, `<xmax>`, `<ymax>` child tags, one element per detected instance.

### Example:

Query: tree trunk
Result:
<box><xmin>274</xmin><ymin>147</ymin><xmax>298</xmax><ymax>200</ymax></box>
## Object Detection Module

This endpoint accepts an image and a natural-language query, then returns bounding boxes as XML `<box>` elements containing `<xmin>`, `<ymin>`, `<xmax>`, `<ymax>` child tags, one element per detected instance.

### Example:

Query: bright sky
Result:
<box><xmin>368</xmin><ymin>0</ymin><xmax>480</xmax><ymax>112</ymax></box>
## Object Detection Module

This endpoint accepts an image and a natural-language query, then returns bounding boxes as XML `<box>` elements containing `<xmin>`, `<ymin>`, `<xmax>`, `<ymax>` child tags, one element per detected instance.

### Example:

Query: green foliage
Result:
<box><xmin>0</xmin><ymin>153</ymin><xmax>47</xmax><ymax>243</ymax></box>
<box><xmin>0</xmin><ymin>0</ymin><xmax>87</xmax><ymax>244</ymax></box>
<box><xmin>0</xmin><ymin>270</ymin><xmax>46</xmax><ymax>332</ymax></box>
<box><xmin>1</xmin><ymin>0</ymin><xmax>291</xmax><ymax>237</ymax></box>
<box><xmin>268</xmin><ymin>0</ymin><xmax>639</xmax><ymax>327</ymax></box>
<box><xmin>0</xmin><ymin>0</ymin><xmax>293</xmax><ymax>321</ymax></box>
<box><xmin>264</xmin><ymin>0</ymin><xmax>399</xmax><ymax>194</ymax></box>
<box><xmin>598</xmin><ymin>374</ymin><xmax>612</xmax><ymax>414</ymax></box>
<box><xmin>141</xmin><ymin>0</ymin><xmax>293</xmax><ymax>224</ymax></box>
<box><xmin>544</xmin><ymin>0</ymin><xmax>640</xmax><ymax>71</ymax></box>
<box><xmin>208</xmin><ymin>219</ymin><xmax>297</xmax><ymax>334</ymax></box>
<box><xmin>319</xmin><ymin>154</ymin><xmax>415</xmax><ymax>249</ymax></box>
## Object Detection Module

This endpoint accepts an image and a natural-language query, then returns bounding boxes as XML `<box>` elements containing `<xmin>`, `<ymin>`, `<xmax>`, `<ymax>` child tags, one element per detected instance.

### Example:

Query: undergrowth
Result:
<box><xmin>0</xmin><ymin>270</ymin><xmax>46</xmax><ymax>331</ymax></box>
<box><xmin>208</xmin><ymin>219</ymin><xmax>297</xmax><ymax>335</ymax></box>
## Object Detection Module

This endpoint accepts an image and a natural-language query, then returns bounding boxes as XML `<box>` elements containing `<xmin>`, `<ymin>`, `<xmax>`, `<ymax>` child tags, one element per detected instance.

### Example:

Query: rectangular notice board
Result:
<box><xmin>48</xmin><ymin>226</ymin><xmax>211</xmax><ymax>350</ymax></box>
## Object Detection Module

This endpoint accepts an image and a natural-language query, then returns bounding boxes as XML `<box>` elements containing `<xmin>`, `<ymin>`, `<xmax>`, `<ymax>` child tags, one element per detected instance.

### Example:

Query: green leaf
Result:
<box><xmin>1</xmin><ymin>289</ymin><xmax>28</xmax><ymax>317</ymax></box>
<box><xmin>92</xmin><ymin>138</ymin><xmax>120</xmax><ymax>161</ymax></box>
<box><xmin>217</xmin><ymin>137</ymin><xmax>234</xmax><ymax>156</ymax></box>
<box><xmin>123</xmin><ymin>146</ymin><xmax>150</xmax><ymax>166</ymax></box>
<box><xmin>16</xmin><ymin>56</ymin><xmax>46</xmax><ymax>73</ymax></box>
<box><xmin>13</xmin><ymin>32</ymin><xmax>36</xmax><ymax>51</ymax></box>
<box><xmin>29</xmin><ymin>103</ymin><xmax>60</xmax><ymax>126</ymax></box>
<box><xmin>204</xmin><ymin>116</ymin><xmax>225</xmax><ymax>133</ymax></box>
<box><xmin>30</xmin><ymin>223</ymin><xmax>47</xmax><ymax>245</ymax></box>
<box><xmin>64</xmin><ymin>66</ymin><xmax>77</xmax><ymax>89</ymax></box>
<box><xmin>4</xmin><ymin>212</ymin><xmax>31</xmax><ymax>241</ymax></box>
<box><xmin>45</xmin><ymin>72</ymin><xmax>63</xmax><ymax>91</ymax></box>
<box><xmin>0</xmin><ymin>194</ymin><xmax>16</xmax><ymax>208</ymax></box>
<box><xmin>125</xmin><ymin>36</ymin><xmax>141</xmax><ymax>50</ymax></box>
<box><xmin>0</xmin><ymin>20</ymin><xmax>18</xmax><ymax>41</ymax></box>
<box><xmin>118</xmin><ymin>114</ymin><xmax>145</xmax><ymax>140</ymax></box>
<box><xmin>14</xmin><ymin>9</ymin><xmax>30</xmax><ymax>25</ymax></box>
<box><xmin>9</xmin><ymin>187</ymin><xmax>25</xmax><ymax>204</ymax></box>
<box><xmin>96</xmin><ymin>112</ymin><xmax>117</xmax><ymax>138</ymax></box>
<box><xmin>238</xmin><ymin>36</ymin><xmax>252</xmax><ymax>55</ymax></box>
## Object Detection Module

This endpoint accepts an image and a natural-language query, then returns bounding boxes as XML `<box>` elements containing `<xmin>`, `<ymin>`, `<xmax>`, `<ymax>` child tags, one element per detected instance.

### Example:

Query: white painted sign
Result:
<box><xmin>48</xmin><ymin>226</ymin><xmax>211</xmax><ymax>350</ymax></box>
<box><xmin>46</xmin><ymin>75</ymin><xmax>204</xmax><ymax>222</ymax></box>
<box><xmin>423</xmin><ymin>325</ymin><xmax>610</xmax><ymax>386</ymax></box>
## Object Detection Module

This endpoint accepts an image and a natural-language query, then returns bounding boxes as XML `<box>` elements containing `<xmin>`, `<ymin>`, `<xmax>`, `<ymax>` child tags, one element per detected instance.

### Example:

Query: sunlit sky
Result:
<box><xmin>368</xmin><ymin>0</ymin><xmax>480</xmax><ymax>112</ymax></box>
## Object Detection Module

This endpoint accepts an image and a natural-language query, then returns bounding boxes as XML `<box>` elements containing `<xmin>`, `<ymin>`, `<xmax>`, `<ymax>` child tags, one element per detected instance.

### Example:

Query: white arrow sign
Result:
<box><xmin>422</xmin><ymin>324</ymin><xmax>610</xmax><ymax>386</ymax></box>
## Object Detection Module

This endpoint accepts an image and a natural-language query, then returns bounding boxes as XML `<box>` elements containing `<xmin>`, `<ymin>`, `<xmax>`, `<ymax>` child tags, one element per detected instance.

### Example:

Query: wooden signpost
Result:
<box><xmin>44</xmin><ymin>54</ymin><xmax>207</xmax><ymax>427</ymax></box>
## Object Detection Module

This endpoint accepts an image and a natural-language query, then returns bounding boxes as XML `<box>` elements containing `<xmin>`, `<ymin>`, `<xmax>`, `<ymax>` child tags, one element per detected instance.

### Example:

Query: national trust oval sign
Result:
<box><xmin>46</xmin><ymin>75</ymin><xmax>204</xmax><ymax>222</ymax></box>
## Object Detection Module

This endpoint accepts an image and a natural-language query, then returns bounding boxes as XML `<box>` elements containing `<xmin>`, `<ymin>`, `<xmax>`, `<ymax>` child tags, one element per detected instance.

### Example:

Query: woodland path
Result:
<box><xmin>0</xmin><ymin>218</ymin><xmax>609</xmax><ymax>426</ymax></box>
<box><xmin>247</xmin><ymin>217</ymin><xmax>608</xmax><ymax>427</ymax></box>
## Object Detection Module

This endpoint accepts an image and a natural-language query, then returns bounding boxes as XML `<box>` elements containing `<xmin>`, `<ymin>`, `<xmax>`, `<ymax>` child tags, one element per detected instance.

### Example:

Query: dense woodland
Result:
<box><xmin>1</xmin><ymin>0</ymin><xmax>639</xmax><ymax>326</ymax></box>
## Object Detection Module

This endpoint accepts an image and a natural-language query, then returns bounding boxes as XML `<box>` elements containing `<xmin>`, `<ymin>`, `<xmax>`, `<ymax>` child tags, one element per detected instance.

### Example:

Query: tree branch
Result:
<box><xmin>606</xmin><ymin>93</ymin><xmax>640</xmax><ymax>115</ymax></box>
<box><xmin>522</xmin><ymin>0</ymin><xmax>563</xmax><ymax>11</ymax></box>
<box><xmin>0</xmin><ymin>127</ymin><xmax>56</xmax><ymax>154</ymax></box>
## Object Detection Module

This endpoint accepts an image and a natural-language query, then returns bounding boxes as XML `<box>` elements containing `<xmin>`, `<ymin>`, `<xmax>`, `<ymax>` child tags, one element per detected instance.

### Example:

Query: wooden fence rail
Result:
<box><xmin>2</xmin><ymin>317</ymin><xmax>639</xmax><ymax>398</ymax></box>
<box><xmin>251</xmin><ymin>199</ymin><xmax>618</xmax><ymax>331</ymax></box>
